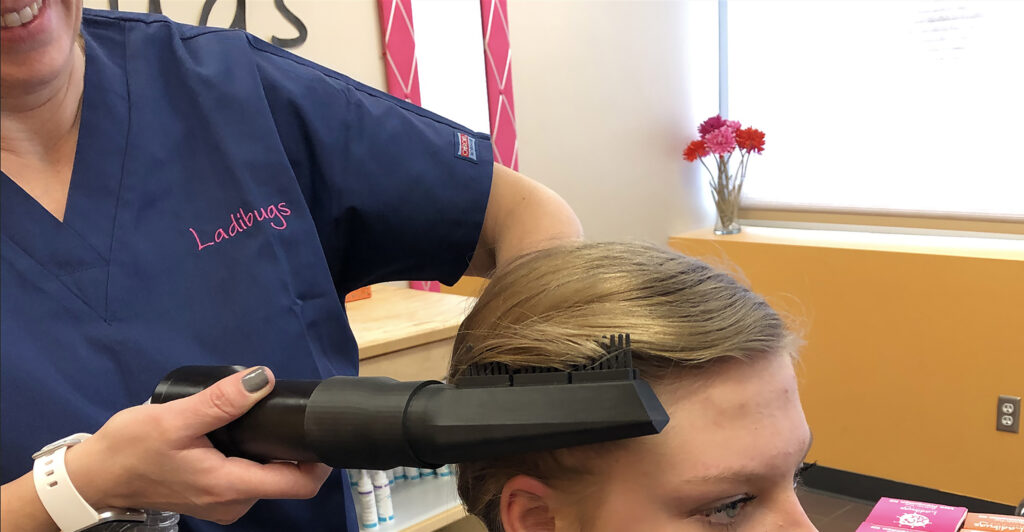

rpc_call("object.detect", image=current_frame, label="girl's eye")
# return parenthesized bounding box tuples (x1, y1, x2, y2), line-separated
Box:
(701, 495, 757, 526)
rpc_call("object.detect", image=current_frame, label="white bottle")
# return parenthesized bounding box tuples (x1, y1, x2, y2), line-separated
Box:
(436, 464, 452, 477)
(349, 469, 361, 487)
(404, 466, 421, 480)
(385, 468, 395, 486)
(392, 467, 406, 482)
(371, 470, 395, 524)
(419, 467, 435, 478)
(356, 470, 379, 529)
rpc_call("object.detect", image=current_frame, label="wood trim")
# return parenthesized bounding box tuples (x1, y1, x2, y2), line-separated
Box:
(740, 208, 1024, 236)
(400, 507, 469, 532)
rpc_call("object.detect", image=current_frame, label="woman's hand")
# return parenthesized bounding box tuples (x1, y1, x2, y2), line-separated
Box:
(64, 367, 332, 525)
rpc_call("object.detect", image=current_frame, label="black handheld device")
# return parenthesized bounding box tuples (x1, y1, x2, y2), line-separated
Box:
(150, 335, 668, 470)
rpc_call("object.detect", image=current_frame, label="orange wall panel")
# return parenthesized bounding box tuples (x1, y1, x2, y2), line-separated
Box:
(669, 233, 1024, 506)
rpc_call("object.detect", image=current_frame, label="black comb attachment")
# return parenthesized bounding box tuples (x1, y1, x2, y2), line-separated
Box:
(510, 364, 569, 386)
(572, 333, 636, 383)
(456, 360, 512, 388)
(454, 334, 637, 388)
(455, 361, 568, 388)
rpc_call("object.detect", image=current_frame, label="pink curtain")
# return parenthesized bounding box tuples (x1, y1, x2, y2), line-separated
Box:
(479, 0, 518, 171)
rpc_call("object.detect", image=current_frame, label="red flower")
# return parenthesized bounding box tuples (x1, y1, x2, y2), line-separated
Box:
(698, 115, 727, 138)
(683, 139, 710, 162)
(736, 127, 766, 153)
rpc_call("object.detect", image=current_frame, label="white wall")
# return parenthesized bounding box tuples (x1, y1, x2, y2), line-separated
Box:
(507, 0, 716, 242)
(88, 0, 718, 243)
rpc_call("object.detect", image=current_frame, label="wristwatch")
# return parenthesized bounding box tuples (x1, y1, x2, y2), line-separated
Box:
(33, 433, 146, 532)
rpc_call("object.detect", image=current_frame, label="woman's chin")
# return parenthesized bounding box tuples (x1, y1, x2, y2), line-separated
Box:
(1, 28, 78, 96)
(0, 43, 75, 94)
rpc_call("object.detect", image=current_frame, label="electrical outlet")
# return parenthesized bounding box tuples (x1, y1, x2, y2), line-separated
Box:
(997, 395, 1021, 433)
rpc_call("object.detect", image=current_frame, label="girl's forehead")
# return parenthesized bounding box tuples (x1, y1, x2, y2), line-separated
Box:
(616, 354, 809, 482)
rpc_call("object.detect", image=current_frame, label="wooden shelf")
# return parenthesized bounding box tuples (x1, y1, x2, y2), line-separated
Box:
(347, 285, 476, 359)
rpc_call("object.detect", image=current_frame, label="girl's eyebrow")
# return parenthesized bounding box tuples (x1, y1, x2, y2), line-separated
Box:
(686, 430, 814, 483)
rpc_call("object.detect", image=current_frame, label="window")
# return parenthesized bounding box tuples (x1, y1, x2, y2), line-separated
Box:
(724, 0, 1024, 221)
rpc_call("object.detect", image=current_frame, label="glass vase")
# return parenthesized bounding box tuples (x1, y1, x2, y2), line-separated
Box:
(714, 216, 741, 235)
(712, 194, 742, 235)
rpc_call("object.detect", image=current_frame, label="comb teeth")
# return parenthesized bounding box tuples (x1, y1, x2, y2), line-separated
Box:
(511, 365, 569, 386)
(454, 334, 637, 388)
(457, 361, 566, 388)
(592, 333, 633, 371)
(465, 362, 510, 377)
(518, 365, 561, 374)
(457, 361, 512, 388)
(572, 333, 636, 384)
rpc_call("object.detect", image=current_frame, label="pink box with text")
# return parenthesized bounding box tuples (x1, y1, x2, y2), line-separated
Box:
(857, 498, 968, 532)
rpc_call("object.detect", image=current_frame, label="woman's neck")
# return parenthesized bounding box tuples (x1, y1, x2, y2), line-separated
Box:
(0, 42, 85, 166)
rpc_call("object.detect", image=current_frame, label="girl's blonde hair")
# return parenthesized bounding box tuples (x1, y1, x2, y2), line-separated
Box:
(448, 242, 793, 531)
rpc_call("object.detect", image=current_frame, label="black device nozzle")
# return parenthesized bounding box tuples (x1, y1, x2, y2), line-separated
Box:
(151, 336, 668, 469)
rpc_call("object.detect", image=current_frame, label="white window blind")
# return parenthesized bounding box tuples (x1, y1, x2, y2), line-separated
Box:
(727, 0, 1024, 221)
(411, 0, 491, 134)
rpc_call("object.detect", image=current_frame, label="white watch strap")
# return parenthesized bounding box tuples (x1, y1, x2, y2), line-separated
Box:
(33, 440, 101, 532)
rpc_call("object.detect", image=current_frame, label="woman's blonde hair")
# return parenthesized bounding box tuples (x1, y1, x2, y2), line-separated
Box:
(448, 242, 793, 531)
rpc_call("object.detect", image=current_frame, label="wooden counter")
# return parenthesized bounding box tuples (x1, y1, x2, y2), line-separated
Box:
(348, 285, 476, 358)
(348, 285, 476, 381)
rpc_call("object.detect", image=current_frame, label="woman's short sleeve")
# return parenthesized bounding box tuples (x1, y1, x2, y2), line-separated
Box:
(248, 36, 494, 293)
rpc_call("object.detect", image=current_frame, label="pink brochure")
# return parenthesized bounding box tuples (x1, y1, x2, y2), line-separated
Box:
(860, 498, 968, 531)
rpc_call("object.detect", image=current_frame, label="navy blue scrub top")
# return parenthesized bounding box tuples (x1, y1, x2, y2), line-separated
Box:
(1, 9, 492, 532)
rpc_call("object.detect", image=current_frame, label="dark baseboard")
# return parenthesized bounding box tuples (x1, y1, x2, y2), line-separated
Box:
(801, 464, 1017, 516)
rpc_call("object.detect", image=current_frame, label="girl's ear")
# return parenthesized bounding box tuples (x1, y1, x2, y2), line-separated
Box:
(500, 475, 557, 532)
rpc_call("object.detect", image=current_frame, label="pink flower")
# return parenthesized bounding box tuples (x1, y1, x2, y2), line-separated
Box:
(725, 120, 742, 132)
(705, 126, 737, 155)
(698, 115, 727, 138)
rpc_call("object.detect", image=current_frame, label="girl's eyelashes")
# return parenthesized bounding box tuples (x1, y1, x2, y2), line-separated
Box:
(691, 461, 817, 528)
(700, 494, 757, 527)
(793, 461, 817, 488)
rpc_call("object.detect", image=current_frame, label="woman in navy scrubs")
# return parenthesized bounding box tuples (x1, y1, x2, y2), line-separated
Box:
(0, 1, 582, 530)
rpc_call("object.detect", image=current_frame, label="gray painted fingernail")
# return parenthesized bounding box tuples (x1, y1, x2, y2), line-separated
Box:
(242, 367, 269, 393)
